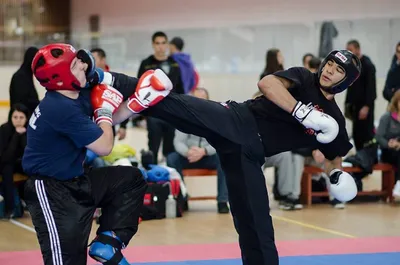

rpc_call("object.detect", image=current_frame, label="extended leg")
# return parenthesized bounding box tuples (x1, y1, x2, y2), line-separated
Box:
(143, 93, 242, 144)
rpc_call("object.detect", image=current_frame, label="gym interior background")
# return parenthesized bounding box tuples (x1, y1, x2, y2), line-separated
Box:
(0, 0, 400, 264)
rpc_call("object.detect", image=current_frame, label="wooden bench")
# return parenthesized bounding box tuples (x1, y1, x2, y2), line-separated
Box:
(0, 173, 28, 183)
(182, 169, 218, 201)
(301, 163, 395, 206)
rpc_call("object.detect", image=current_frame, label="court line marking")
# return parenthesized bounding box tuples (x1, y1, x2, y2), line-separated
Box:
(271, 215, 356, 238)
(8, 214, 356, 238)
(9, 219, 36, 233)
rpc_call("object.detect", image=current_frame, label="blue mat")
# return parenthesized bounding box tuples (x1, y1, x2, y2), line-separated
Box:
(131, 252, 400, 265)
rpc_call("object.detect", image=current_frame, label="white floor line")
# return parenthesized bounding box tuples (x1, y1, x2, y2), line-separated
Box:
(9, 219, 36, 233)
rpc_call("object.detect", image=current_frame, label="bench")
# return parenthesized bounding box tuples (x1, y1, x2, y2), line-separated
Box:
(0, 173, 28, 183)
(182, 169, 218, 201)
(300, 163, 395, 206)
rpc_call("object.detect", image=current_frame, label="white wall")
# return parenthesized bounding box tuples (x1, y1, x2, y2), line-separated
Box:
(71, 0, 400, 31)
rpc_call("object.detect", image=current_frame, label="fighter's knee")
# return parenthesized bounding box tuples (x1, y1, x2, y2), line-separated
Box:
(124, 167, 147, 189)
(89, 231, 130, 265)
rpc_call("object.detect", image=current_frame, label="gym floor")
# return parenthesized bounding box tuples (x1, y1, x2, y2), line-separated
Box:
(0, 123, 399, 265)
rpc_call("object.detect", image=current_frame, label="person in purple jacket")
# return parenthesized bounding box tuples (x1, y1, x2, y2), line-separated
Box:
(169, 37, 199, 94)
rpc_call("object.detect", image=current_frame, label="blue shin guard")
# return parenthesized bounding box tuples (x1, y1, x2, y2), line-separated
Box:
(89, 231, 129, 265)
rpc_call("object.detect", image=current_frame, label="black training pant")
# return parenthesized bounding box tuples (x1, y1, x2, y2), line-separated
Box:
(352, 104, 375, 150)
(147, 117, 175, 164)
(144, 93, 279, 265)
(24, 166, 147, 265)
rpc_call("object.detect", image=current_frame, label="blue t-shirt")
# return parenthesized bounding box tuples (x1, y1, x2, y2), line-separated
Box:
(22, 91, 103, 180)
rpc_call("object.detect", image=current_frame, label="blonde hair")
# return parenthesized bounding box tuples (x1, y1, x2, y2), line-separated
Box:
(388, 90, 400, 113)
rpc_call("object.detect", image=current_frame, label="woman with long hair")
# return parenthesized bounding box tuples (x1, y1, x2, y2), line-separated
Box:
(0, 103, 29, 218)
(259, 48, 284, 80)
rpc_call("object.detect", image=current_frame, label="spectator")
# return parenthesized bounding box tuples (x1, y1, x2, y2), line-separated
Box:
(0, 103, 29, 219)
(138, 31, 184, 163)
(90, 48, 110, 71)
(9, 47, 40, 117)
(90, 48, 127, 140)
(376, 90, 400, 197)
(167, 88, 229, 214)
(382, 42, 400, 102)
(308, 57, 321, 73)
(169, 37, 199, 94)
(345, 40, 377, 151)
(302, 53, 314, 70)
(259, 48, 284, 80)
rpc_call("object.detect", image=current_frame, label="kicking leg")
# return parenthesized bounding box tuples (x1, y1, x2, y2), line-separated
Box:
(143, 93, 241, 142)
(88, 166, 147, 264)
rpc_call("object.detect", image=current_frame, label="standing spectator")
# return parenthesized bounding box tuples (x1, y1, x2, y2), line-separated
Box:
(382, 42, 400, 102)
(259, 48, 284, 80)
(308, 57, 322, 73)
(9, 47, 40, 117)
(169, 37, 199, 94)
(302, 53, 314, 70)
(138, 31, 184, 163)
(345, 40, 377, 150)
(90, 48, 127, 140)
(0, 103, 29, 219)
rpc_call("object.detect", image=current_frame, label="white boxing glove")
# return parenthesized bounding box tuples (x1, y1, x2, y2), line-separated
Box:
(329, 169, 357, 202)
(292, 101, 339, 144)
(127, 69, 173, 113)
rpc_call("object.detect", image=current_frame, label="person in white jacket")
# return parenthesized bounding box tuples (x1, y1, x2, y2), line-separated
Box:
(166, 88, 229, 213)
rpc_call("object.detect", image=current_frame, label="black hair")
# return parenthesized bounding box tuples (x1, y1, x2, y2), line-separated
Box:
(8, 103, 30, 127)
(309, 57, 321, 69)
(347, 39, 360, 49)
(262, 48, 284, 75)
(90, 48, 106, 58)
(152, 31, 168, 42)
(302, 53, 314, 65)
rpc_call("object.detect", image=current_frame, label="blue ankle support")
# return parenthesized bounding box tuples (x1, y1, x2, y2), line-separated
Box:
(89, 231, 129, 265)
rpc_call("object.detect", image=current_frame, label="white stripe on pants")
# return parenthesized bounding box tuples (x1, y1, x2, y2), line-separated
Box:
(35, 180, 63, 265)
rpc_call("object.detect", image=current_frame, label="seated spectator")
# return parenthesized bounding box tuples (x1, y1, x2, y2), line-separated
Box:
(376, 90, 400, 197)
(0, 103, 29, 219)
(167, 88, 229, 214)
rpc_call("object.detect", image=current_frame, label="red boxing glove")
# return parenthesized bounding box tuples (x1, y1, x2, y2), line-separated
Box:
(91, 84, 123, 125)
(127, 69, 173, 113)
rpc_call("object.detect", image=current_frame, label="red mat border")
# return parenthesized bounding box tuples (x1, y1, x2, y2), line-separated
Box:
(1, 236, 399, 265)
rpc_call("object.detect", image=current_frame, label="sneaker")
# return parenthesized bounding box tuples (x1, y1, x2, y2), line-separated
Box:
(331, 199, 345, 209)
(280, 198, 302, 211)
(217, 202, 230, 214)
(393, 180, 400, 198)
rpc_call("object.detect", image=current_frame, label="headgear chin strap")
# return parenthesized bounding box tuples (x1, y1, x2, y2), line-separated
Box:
(318, 50, 361, 94)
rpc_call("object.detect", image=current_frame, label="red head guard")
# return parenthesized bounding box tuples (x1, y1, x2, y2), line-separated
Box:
(31, 43, 81, 91)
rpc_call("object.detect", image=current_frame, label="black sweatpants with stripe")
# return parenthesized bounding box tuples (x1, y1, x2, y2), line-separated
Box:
(143, 93, 279, 265)
(24, 166, 147, 265)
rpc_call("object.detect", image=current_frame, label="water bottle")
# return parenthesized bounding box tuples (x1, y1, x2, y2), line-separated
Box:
(0, 195, 4, 219)
(165, 194, 177, 218)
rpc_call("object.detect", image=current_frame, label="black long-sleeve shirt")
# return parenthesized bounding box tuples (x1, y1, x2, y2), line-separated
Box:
(345, 55, 376, 108)
(382, 62, 400, 102)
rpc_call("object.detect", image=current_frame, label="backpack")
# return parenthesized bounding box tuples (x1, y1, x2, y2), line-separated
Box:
(141, 179, 185, 220)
